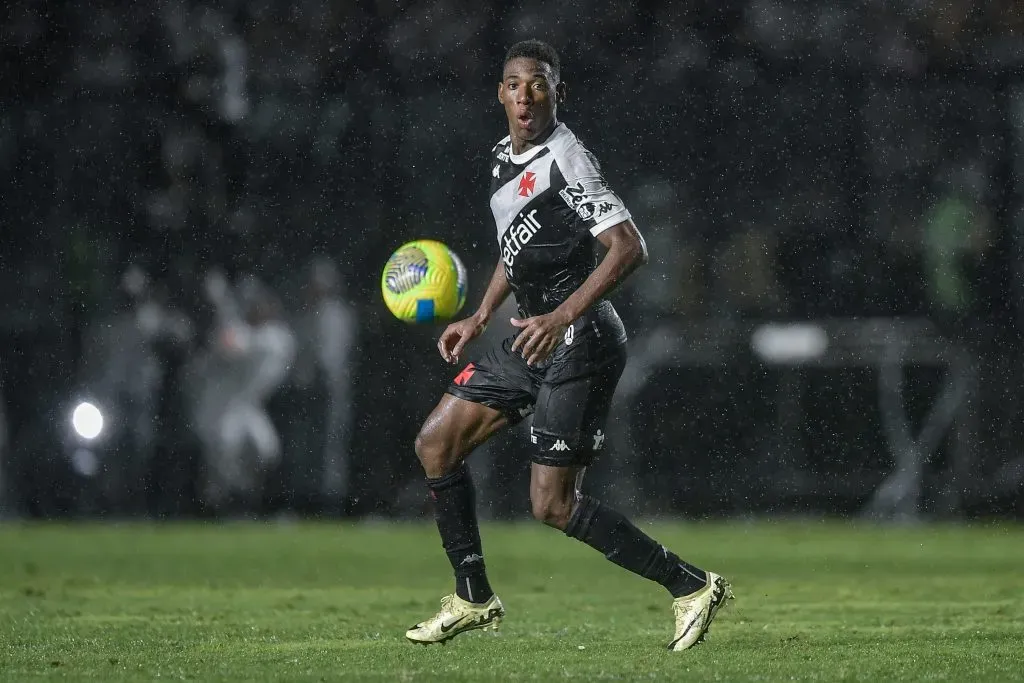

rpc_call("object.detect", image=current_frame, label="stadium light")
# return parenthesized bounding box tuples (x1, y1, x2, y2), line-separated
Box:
(71, 401, 104, 440)
(751, 323, 828, 364)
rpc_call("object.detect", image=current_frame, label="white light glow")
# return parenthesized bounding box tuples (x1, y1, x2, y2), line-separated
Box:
(72, 402, 104, 440)
(751, 323, 829, 364)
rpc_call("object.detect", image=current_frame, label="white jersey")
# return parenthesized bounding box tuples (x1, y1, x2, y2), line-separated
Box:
(488, 122, 631, 317)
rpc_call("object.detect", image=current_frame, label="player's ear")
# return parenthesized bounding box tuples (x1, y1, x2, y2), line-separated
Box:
(497, 82, 504, 105)
(556, 81, 567, 105)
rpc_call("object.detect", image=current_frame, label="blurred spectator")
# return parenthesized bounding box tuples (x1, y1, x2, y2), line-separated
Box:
(189, 269, 295, 515)
(920, 158, 993, 322)
(275, 257, 358, 516)
(74, 265, 194, 516)
(622, 177, 708, 322)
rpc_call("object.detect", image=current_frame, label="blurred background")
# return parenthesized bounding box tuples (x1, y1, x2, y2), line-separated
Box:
(2, 0, 1024, 523)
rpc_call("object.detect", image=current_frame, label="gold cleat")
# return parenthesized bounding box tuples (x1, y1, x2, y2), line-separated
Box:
(668, 572, 734, 651)
(405, 593, 504, 645)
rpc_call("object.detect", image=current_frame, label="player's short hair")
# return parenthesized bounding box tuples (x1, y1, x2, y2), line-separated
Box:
(504, 40, 561, 83)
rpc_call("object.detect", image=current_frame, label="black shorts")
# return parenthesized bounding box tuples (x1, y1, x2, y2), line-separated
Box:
(446, 302, 627, 467)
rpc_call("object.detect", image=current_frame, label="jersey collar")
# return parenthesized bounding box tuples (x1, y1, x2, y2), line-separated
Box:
(507, 123, 564, 165)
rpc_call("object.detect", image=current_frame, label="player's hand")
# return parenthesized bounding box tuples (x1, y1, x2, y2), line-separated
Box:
(510, 312, 570, 366)
(437, 315, 487, 364)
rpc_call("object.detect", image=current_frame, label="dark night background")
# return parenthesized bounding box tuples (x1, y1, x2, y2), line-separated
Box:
(2, 0, 1024, 521)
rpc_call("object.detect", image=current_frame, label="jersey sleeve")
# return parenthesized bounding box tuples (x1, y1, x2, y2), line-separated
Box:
(557, 149, 632, 236)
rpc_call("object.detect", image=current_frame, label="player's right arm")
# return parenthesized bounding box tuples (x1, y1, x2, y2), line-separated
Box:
(437, 258, 511, 364)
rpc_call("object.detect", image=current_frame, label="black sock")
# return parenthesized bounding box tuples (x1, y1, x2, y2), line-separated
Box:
(565, 495, 707, 598)
(426, 465, 494, 603)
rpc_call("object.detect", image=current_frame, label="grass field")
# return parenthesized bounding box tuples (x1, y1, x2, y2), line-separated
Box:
(1, 520, 1022, 682)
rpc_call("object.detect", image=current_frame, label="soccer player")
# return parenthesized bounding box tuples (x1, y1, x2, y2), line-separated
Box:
(405, 40, 733, 651)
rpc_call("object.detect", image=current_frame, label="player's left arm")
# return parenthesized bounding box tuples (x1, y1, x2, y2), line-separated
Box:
(511, 219, 647, 365)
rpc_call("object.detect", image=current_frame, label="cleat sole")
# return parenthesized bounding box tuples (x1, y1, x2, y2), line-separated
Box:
(405, 611, 504, 646)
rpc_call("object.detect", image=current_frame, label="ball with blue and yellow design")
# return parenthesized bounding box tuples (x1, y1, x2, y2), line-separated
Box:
(381, 239, 467, 324)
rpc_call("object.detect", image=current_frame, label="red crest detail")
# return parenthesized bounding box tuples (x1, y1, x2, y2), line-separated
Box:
(517, 171, 536, 197)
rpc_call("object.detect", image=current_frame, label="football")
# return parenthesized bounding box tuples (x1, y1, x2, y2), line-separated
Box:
(381, 239, 468, 323)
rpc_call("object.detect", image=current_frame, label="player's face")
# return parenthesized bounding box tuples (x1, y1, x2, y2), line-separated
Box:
(498, 57, 562, 146)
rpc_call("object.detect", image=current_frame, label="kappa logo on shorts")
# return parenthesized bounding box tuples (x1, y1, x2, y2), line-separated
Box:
(592, 429, 605, 450)
(564, 324, 574, 346)
(550, 440, 570, 452)
(454, 363, 476, 386)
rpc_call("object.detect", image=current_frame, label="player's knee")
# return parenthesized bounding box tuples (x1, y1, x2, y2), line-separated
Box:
(413, 428, 441, 472)
(414, 426, 457, 478)
(530, 489, 574, 530)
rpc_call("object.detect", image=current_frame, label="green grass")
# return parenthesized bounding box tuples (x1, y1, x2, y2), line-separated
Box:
(1, 520, 1023, 682)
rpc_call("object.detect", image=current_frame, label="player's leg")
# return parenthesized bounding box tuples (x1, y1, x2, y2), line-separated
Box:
(530, 360, 733, 651)
(415, 393, 508, 600)
(529, 460, 712, 602)
(406, 345, 536, 645)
